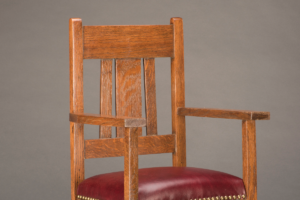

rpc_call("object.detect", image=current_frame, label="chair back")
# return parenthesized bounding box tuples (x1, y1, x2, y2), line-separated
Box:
(69, 17, 186, 199)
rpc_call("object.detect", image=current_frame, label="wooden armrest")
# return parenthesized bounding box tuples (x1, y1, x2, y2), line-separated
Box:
(177, 107, 270, 120)
(69, 113, 147, 127)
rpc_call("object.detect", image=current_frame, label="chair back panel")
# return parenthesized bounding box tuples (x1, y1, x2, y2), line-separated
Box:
(83, 25, 174, 59)
(85, 134, 175, 159)
(115, 58, 143, 137)
(70, 18, 185, 159)
(99, 57, 159, 138)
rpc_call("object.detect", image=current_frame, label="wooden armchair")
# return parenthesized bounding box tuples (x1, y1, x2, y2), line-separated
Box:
(69, 17, 270, 200)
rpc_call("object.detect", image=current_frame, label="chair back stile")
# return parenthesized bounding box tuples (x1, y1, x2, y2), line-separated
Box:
(69, 18, 85, 200)
(69, 17, 186, 200)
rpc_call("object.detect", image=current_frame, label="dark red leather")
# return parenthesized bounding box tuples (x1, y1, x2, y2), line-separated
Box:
(77, 167, 246, 200)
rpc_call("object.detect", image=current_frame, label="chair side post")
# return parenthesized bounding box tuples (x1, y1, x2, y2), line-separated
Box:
(69, 18, 85, 200)
(170, 17, 186, 167)
(242, 120, 257, 200)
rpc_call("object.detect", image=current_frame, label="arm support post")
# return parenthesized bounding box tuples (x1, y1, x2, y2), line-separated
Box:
(124, 127, 139, 200)
(242, 120, 257, 200)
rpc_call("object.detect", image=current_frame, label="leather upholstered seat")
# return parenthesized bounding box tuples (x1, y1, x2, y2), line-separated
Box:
(77, 167, 246, 200)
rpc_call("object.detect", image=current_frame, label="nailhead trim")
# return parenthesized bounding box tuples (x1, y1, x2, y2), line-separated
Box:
(78, 194, 245, 200)
(77, 195, 99, 200)
(191, 194, 246, 200)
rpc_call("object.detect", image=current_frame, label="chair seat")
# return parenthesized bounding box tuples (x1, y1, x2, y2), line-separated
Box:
(77, 167, 246, 200)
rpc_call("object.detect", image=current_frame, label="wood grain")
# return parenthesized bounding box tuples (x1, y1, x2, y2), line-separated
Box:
(242, 120, 257, 200)
(116, 59, 142, 137)
(144, 58, 158, 135)
(178, 107, 270, 120)
(85, 134, 175, 159)
(69, 18, 84, 200)
(124, 128, 139, 200)
(70, 113, 146, 127)
(170, 17, 186, 167)
(99, 59, 113, 138)
(83, 25, 173, 59)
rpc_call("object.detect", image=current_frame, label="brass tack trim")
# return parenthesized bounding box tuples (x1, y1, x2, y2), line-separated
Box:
(191, 195, 245, 200)
(77, 195, 99, 200)
(79, 194, 245, 200)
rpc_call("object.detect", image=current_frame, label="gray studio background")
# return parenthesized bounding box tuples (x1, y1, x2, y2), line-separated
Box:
(1, 0, 299, 199)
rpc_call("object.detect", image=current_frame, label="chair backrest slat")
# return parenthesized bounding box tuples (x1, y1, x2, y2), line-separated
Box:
(144, 58, 158, 135)
(116, 58, 143, 137)
(99, 59, 113, 138)
(83, 25, 174, 59)
(85, 135, 175, 159)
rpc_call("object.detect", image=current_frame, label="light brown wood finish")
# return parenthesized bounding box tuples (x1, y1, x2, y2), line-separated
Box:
(70, 113, 146, 127)
(116, 59, 143, 137)
(69, 18, 84, 200)
(99, 59, 113, 138)
(144, 58, 158, 135)
(170, 17, 186, 167)
(83, 25, 173, 59)
(69, 18, 269, 200)
(178, 107, 270, 120)
(124, 128, 139, 200)
(85, 134, 175, 159)
(242, 120, 257, 200)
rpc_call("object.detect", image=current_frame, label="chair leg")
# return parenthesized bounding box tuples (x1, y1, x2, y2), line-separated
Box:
(242, 120, 257, 200)
(70, 122, 85, 200)
(124, 127, 139, 200)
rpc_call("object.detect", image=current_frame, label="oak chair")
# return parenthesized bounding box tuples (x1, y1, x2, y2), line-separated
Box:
(69, 17, 270, 200)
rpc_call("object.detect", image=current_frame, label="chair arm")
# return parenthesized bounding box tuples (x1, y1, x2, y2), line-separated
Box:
(177, 107, 270, 120)
(69, 113, 147, 127)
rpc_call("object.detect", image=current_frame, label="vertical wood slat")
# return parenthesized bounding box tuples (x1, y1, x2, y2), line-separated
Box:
(99, 59, 113, 138)
(116, 59, 142, 137)
(242, 120, 257, 200)
(124, 127, 139, 200)
(144, 58, 158, 135)
(69, 18, 85, 200)
(170, 17, 186, 167)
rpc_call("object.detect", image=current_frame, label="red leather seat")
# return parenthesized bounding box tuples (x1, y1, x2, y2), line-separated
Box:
(77, 167, 246, 200)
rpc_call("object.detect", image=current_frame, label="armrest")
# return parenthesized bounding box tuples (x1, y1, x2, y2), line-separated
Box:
(69, 113, 146, 127)
(177, 107, 270, 120)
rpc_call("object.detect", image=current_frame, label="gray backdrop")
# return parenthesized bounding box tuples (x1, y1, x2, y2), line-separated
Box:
(1, 0, 299, 199)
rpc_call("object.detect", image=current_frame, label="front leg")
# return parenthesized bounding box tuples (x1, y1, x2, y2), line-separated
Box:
(242, 120, 257, 200)
(124, 127, 139, 200)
